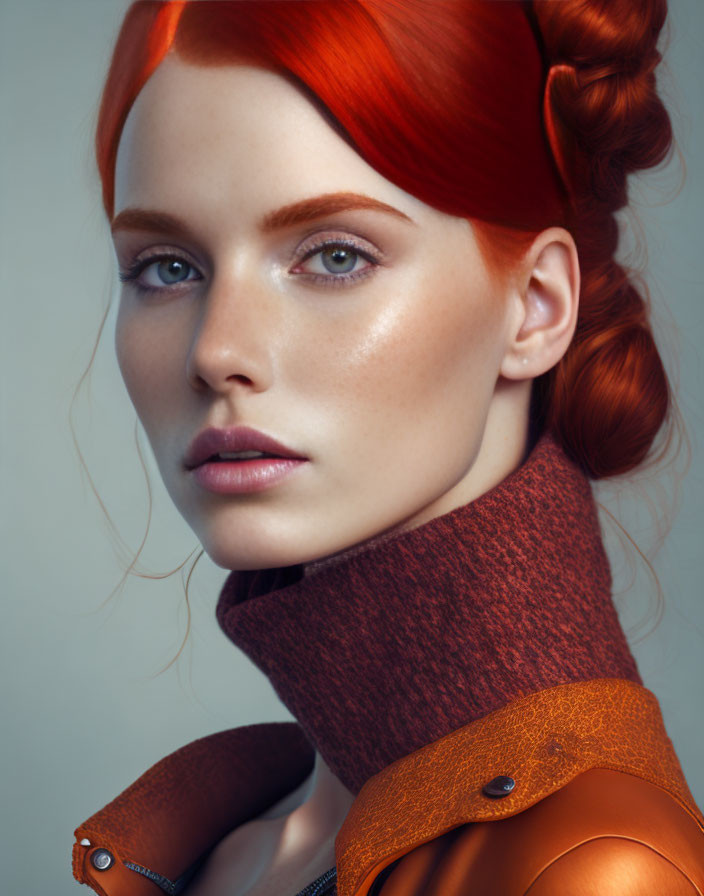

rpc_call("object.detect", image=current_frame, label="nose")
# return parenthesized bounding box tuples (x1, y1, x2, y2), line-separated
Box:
(185, 270, 275, 395)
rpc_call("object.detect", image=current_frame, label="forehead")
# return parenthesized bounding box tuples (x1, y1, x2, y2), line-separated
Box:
(113, 55, 432, 227)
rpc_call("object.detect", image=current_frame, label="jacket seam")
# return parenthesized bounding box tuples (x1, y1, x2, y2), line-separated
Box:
(523, 835, 703, 895)
(340, 763, 704, 886)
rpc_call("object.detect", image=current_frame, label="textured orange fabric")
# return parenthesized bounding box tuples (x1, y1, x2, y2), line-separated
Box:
(335, 677, 704, 896)
(368, 770, 704, 894)
(73, 724, 314, 895)
(72, 678, 703, 896)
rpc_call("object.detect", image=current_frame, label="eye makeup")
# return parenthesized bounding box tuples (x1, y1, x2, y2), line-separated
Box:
(119, 253, 202, 294)
(291, 233, 384, 287)
(117, 229, 386, 296)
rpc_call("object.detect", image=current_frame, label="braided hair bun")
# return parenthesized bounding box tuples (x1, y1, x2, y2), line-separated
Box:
(533, 0, 674, 478)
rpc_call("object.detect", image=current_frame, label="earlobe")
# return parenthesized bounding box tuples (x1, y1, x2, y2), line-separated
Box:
(500, 228, 580, 380)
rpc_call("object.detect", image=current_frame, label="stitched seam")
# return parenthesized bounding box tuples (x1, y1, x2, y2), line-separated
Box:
(523, 835, 703, 895)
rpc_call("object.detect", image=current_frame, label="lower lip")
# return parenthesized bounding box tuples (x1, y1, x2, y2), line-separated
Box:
(190, 458, 308, 494)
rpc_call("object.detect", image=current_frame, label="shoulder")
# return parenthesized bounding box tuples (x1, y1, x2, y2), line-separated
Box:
(370, 769, 704, 895)
(523, 838, 698, 895)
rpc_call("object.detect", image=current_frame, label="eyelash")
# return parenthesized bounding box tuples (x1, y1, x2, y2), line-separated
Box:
(294, 237, 381, 287)
(118, 237, 382, 295)
(118, 254, 201, 294)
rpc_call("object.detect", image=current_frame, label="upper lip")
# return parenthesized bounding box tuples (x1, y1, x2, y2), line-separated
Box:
(184, 425, 307, 470)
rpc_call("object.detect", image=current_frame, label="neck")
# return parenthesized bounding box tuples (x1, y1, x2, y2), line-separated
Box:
(261, 751, 355, 823)
(217, 431, 641, 795)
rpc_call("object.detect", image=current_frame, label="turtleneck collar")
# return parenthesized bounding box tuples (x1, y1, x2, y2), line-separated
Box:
(216, 432, 641, 795)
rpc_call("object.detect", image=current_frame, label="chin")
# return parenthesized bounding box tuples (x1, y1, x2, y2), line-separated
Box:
(199, 527, 318, 571)
(204, 543, 294, 572)
(189, 499, 414, 571)
(202, 524, 375, 572)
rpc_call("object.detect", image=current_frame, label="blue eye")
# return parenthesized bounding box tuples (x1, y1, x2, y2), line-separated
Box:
(295, 239, 381, 285)
(119, 255, 201, 293)
(153, 258, 192, 284)
(319, 246, 359, 274)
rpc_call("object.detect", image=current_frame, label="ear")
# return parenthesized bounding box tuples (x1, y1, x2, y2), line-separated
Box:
(500, 227, 580, 380)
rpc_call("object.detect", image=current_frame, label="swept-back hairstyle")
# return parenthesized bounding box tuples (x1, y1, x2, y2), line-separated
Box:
(97, 0, 674, 480)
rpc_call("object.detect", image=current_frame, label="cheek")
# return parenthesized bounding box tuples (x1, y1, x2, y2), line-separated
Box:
(304, 270, 505, 459)
(114, 302, 181, 428)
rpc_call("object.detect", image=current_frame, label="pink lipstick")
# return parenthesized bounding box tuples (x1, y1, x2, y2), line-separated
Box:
(184, 425, 308, 495)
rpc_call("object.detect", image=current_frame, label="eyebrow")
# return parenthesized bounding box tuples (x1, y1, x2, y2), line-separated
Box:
(110, 191, 415, 237)
(259, 192, 415, 231)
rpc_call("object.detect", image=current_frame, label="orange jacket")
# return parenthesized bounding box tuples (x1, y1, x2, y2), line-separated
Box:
(73, 677, 704, 896)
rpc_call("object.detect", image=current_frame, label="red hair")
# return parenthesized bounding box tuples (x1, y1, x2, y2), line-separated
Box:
(96, 0, 674, 479)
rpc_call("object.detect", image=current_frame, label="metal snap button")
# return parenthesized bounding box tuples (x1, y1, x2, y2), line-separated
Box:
(482, 775, 516, 798)
(90, 849, 115, 871)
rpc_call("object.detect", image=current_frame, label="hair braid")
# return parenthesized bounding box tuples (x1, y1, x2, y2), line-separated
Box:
(533, 0, 674, 477)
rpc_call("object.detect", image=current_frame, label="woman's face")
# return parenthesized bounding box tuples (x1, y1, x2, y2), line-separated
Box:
(113, 57, 527, 570)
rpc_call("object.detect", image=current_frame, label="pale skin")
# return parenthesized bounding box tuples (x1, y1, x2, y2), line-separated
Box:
(112, 56, 580, 895)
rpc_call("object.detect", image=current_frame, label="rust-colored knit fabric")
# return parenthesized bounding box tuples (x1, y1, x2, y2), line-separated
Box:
(216, 432, 641, 796)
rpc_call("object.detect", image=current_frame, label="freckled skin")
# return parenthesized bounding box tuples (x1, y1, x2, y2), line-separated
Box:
(108, 58, 580, 891)
(112, 58, 546, 571)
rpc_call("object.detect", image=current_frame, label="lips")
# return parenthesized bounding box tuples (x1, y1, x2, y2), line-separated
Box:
(184, 425, 307, 470)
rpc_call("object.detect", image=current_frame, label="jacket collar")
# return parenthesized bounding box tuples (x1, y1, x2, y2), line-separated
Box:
(73, 722, 316, 896)
(73, 678, 703, 896)
(334, 676, 704, 896)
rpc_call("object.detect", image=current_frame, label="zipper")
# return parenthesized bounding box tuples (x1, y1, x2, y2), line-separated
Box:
(293, 865, 337, 896)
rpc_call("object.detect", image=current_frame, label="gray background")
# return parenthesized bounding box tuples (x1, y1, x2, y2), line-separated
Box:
(1, 1, 702, 893)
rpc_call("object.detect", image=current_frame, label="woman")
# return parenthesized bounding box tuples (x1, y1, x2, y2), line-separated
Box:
(72, 1, 704, 894)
